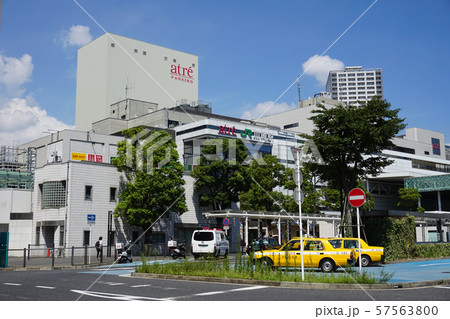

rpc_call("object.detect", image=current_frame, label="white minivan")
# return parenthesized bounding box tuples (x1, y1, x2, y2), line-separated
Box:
(191, 229, 229, 259)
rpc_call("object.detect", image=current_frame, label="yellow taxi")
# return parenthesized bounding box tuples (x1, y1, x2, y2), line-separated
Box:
(328, 238, 385, 267)
(253, 237, 355, 272)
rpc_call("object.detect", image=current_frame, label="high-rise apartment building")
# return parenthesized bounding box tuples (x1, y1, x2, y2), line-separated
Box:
(325, 66, 383, 104)
(75, 33, 199, 131)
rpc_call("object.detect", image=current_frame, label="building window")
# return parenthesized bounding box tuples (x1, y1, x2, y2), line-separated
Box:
(110, 187, 117, 202)
(164, 56, 168, 61)
(111, 43, 115, 48)
(41, 181, 66, 209)
(148, 233, 165, 244)
(83, 231, 90, 246)
(284, 122, 299, 129)
(424, 151, 430, 155)
(134, 49, 138, 53)
(85, 185, 93, 200)
(173, 59, 176, 63)
(192, 63, 196, 67)
(143, 51, 147, 55)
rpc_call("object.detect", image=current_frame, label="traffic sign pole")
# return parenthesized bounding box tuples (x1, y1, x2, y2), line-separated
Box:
(356, 206, 362, 274)
(89, 223, 92, 265)
(348, 188, 366, 274)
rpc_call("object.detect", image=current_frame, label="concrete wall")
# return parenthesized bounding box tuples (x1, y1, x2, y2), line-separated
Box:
(0, 189, 32, 253)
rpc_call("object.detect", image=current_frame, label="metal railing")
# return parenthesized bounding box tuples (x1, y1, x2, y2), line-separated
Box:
(0, 243, 178, 269)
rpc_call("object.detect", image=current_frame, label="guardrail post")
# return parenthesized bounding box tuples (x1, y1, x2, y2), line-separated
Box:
(27, 244, 30, 260)
(23, 248, 26, 267)
(71, 246, 75, 266)
(84, 245, 88, 265)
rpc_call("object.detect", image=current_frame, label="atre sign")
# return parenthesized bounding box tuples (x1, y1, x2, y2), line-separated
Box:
(218, 125, 273, 143)
(170, 64, 194, 84)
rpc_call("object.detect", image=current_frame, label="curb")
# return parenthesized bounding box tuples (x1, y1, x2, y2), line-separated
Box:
(130, 272, 449, 289)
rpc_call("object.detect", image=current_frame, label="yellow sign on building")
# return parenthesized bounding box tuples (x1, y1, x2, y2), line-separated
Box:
(71, 152, 87, 161)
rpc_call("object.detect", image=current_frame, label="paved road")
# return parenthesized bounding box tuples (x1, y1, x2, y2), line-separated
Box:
(364, 258, 450, 283)
(0, 265, 449, 301)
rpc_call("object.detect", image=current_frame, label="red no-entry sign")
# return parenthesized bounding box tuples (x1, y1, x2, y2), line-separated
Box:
(348, 188, 366, 207)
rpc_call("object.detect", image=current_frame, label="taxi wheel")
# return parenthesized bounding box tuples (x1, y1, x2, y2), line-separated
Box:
(260, 257, 274, 269)
(359, 255, 371, 267)
(320, 259, 335, 272)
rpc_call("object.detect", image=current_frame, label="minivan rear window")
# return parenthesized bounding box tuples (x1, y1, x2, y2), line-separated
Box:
(194, 232, 214, 241)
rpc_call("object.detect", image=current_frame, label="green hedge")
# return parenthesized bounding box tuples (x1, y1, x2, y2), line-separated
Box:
(411, 243, 450, 258)
(363, 215, 450, 260)
(363, 215, 415, 261)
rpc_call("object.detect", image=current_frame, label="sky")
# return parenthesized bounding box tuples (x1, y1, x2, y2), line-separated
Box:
(1, 0, 450, 146)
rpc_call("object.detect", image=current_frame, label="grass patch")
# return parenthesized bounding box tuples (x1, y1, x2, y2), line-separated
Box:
(136, 253, 392, 284)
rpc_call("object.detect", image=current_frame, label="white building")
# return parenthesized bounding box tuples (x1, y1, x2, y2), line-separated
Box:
(75, 33, 199, 131)
(258, 95, 340, 135)
(20, 130, 124, 255)
(325, 66, 383, 104)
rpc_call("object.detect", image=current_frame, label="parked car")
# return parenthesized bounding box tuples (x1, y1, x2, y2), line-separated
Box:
(191, 228, 229, 259)
(246, 237, 281, 254)
(253, 237, 356, 272)
(328, 237, 385, 267)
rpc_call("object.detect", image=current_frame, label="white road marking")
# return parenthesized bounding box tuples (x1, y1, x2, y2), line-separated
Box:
(71, 290, 166, 301)
(103, 282, 124, 286)
(171, 285, 267, 299)
(434, 286, 450, 289)
(3, 283, 21, 286)
(36, 286, 56, 289)
(131, 284, 151, 288)
(418, 262, 450, 267)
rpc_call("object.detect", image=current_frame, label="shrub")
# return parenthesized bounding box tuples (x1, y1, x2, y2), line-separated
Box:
(411, 243, 450, 258)
(363, 216, 415, 261)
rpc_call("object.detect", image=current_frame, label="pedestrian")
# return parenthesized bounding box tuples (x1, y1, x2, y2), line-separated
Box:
(95, 236, 103, 260)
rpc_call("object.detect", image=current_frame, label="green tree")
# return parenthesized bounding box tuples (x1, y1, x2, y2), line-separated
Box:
(397, 188, 424, 212)
(191, 138, 250, 210)
(299, 166, 322, 214)
(112, 127, 187, 230)
(240, 154, 296, 212)
(303, 97, 406, 236)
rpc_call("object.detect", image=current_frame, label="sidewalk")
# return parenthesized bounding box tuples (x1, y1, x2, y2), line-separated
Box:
(0, 254, 172, 271)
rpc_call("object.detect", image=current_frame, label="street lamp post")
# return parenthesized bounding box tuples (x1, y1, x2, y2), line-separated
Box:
(292, 147, 305, 281)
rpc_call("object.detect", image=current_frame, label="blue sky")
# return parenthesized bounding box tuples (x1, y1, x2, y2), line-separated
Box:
(1, 0, 449, 145)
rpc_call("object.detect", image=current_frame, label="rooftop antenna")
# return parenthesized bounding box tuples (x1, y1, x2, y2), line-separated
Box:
(297, 75, 301, 102)
(125, 77, 134, 99)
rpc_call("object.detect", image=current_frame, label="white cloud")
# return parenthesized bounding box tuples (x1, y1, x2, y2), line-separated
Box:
(241, 101, 297, 120)
(0, 54, 34, 88)
(302, 55, 344, 86)
(0, 52, 73, 146)
(0, 98, 73, 146)
(62, 25, 93, 48)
